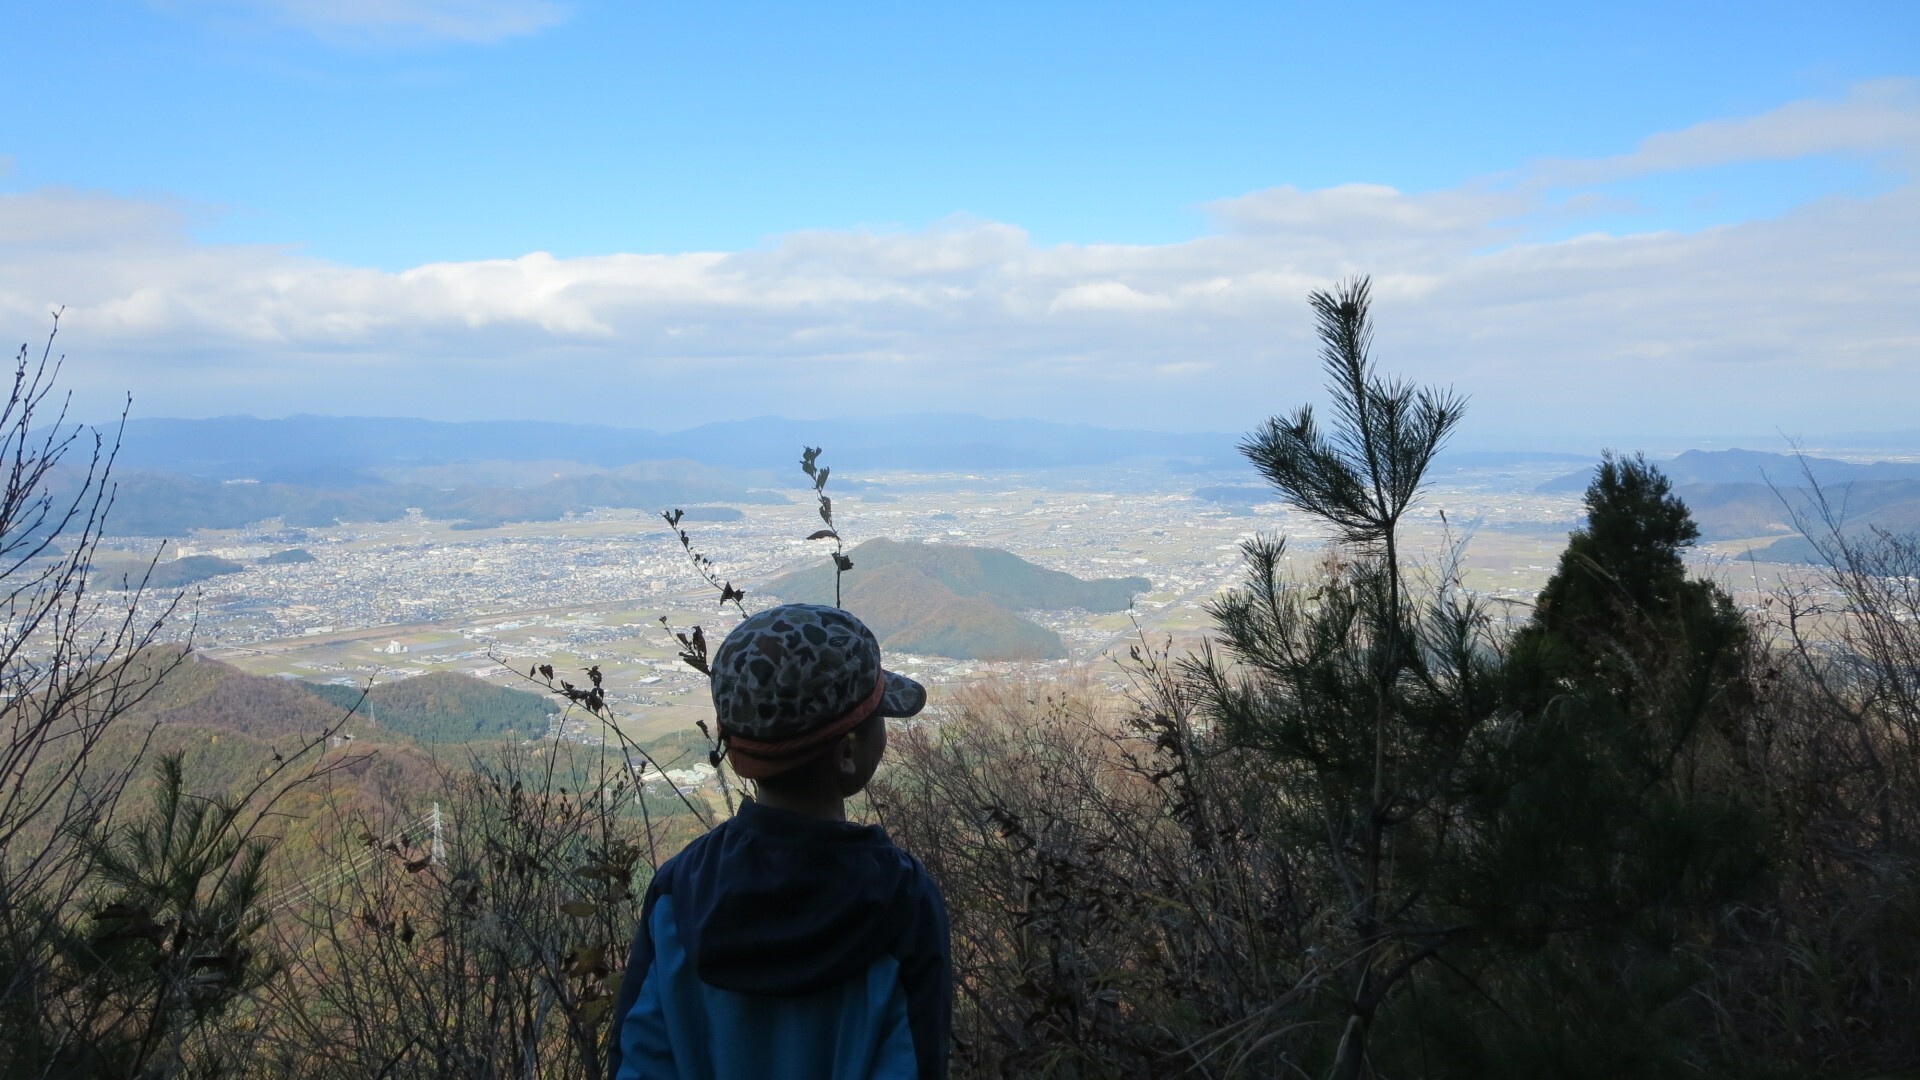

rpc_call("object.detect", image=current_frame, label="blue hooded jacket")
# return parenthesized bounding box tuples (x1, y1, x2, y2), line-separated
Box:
(608, 799, 951, 1080)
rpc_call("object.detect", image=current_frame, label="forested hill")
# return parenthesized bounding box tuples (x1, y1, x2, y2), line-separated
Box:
(770, 538, 1148, 612)
(124, 646, 349, 741)
(116, 647, 555, 747)
(300, 672, 558, 744)
(764, 538, 1150, 661)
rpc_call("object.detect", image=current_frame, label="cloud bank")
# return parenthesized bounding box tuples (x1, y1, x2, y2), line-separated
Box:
(153, 0, 570, 46)
(4, 82, 1917, 445)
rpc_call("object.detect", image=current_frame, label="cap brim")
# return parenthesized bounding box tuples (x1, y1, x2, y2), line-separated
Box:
(879, 669, 926, 718)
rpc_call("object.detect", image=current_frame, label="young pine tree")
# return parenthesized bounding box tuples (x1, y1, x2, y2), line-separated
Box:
(1190, 276, 1485, 1079)
(1191, 291, 1766, 1078)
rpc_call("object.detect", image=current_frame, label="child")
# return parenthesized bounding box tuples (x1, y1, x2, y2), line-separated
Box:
(609, 604, 951, 1080)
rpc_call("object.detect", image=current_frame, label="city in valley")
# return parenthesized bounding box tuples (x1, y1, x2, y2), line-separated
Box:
(94, 454, 1839, 796)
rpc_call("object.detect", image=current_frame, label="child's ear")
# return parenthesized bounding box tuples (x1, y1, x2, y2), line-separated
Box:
(834, 733, 860, 776)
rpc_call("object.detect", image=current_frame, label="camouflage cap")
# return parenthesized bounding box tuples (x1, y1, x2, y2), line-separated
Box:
(710, 603, 925, 777)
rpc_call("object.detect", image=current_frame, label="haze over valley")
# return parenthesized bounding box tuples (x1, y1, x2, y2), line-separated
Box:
(70, 412, 1904, 766)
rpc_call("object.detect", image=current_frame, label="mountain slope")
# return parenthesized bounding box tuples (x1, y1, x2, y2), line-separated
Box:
(116, 647, 556, 746)
(1536, 451, 1920, 560)
(1680, 479, 1920, 557)
(769, 538, 1148, 613)
(1539, 449, 1920, 493)
(836, 563, 1069, 661)
(301, 672, 558, 744)
(763, 538, 1150, 661)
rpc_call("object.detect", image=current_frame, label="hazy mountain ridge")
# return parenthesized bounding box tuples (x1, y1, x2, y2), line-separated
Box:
(763, 537, 1149, 661)
(112, 413, 1242, 481)
(1540, 448, 1920, 492)
(1689, 480, 1920, 561)
(75, 468, 780, 536)
(1539, 449, 1920, 561)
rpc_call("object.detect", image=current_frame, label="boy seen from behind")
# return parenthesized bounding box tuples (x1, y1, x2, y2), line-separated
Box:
(609, 604, 951, 1080)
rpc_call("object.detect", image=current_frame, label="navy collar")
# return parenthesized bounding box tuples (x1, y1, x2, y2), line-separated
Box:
(733, 796, 893, 848)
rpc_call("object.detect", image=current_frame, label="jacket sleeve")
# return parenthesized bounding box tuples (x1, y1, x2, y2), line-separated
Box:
(900, 866, 952, 1080)
(607, 879, 662, 1080)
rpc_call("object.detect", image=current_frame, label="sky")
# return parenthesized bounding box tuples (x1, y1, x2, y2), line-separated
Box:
(3, 1, 1917, 449)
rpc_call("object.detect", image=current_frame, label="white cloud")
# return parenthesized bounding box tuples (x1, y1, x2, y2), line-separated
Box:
(154, 0, 570, 46)
(1535, 78, 1920, 187)
(5, 83, 1917, 445)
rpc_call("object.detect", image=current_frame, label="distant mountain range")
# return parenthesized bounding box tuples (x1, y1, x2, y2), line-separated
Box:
(52, 412, 1253, 537)
(62, 413, 1674, 539)
(68, 467, 783, 537)
(91, 414, 1920, 555)
(763, 538, 1150, 661)
(1540, 449, 1920, 562)
(109, 413, 1244, 482)
(1538, 449, 1920, 493)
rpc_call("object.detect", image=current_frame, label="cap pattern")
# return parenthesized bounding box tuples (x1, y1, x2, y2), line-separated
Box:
(711, 604, 926, 744)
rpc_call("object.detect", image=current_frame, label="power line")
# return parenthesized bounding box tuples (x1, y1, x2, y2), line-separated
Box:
(263, 811, 441, 915)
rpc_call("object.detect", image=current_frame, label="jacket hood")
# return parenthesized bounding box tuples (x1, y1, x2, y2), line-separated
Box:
(664, 798, 924, 996)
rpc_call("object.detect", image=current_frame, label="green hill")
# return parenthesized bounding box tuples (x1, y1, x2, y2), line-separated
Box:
(108, 647, 555, 747)
(94, 554, 248, 591)
(1662, 478, 1920, 559)
(763, 538, 1150, 661)
(124, 646, 351, 739)
(300, 672, 559, 744)
(769, 538, 1148, 612)
(839, 563, 1070, 661)
(259, 547, 316, 565)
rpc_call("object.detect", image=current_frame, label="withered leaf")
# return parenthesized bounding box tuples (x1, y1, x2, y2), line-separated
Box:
(805, 529, 837, 541)
(566, 944, 608, 978)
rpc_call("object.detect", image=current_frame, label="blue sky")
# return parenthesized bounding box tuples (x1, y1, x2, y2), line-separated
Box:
(3, 2, 1917, 446)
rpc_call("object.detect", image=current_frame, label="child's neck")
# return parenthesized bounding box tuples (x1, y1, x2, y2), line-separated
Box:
(753, 787, 847, 822)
